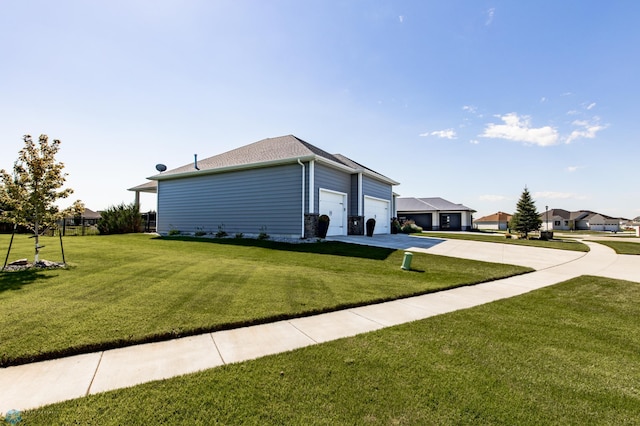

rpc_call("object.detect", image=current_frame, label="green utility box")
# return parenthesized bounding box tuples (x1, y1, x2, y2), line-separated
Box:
(401, 252, 413, 270)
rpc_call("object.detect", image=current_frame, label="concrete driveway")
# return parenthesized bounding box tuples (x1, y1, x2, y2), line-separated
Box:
(326, 234, 586, 270)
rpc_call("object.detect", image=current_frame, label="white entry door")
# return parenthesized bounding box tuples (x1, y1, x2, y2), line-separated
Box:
(364, 196, 390, 234)
(319, 189, 347, 236)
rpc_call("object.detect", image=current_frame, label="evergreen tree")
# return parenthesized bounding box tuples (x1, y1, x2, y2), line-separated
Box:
(509, 186, 542, 238)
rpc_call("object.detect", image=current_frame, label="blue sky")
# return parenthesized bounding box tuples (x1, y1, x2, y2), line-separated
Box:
(1, 1, 638, 219)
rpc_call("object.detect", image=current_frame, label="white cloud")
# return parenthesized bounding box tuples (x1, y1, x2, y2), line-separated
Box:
(540, 97, 547, 103)
(480, 112, 559, 146)
(469, 139, 479, 145)
(462, 105, 477, 114)
(399, 15, 404, 23)
(485, 8, 495, 25)
(479, 194, 508, 201)
(566, 165, 581, 172)
(586, 102, 596, 110)
(420, 129, 457, 139)
(533, 191, 588, 200)
(565, 119, 606, 144)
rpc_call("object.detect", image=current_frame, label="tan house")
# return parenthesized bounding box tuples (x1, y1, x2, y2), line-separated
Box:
(474, 211, 512, 231)
(540, 209, 621, 232)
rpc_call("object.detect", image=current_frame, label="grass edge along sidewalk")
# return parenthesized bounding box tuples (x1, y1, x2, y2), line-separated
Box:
(17, 275, 640, 425)
(587, 239, 640, 255)
(0, 234, 531, 367)
(416, 231, 589, 252)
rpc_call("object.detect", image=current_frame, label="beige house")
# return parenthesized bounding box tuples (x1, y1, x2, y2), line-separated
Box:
(540, 209, 621, 232)
(474, 211, 512, 231)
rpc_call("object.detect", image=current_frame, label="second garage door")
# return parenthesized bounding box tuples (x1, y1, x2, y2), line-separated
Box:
(364, 196, 390, 234)
(319, 189, 347, 236)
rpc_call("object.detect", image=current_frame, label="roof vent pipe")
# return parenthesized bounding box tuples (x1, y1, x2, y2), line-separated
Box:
(194, 154, 200, 170)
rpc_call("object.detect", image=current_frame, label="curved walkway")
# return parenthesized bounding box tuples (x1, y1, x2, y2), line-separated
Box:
(1, 238, 638, 414)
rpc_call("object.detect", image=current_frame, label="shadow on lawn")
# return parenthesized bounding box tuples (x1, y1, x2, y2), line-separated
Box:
(0, 269, 54, 292)
(156, 236, 397, 260)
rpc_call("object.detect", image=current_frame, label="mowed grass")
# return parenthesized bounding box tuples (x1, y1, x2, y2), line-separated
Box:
(417, 232, 589, 252)
(21, 276, 640, 425)
(588, 240, 640, 255)
(0, 234, 530, 366)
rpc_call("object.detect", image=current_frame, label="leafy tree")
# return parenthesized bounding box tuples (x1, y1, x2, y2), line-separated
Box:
(0, 134, 83, 262)
(509, 186, 542, 238)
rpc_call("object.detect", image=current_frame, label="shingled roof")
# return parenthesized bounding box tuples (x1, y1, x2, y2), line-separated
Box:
(149, 135, 398, 184)
(397, 197, 476, 212)
(474, 211, 512, 222)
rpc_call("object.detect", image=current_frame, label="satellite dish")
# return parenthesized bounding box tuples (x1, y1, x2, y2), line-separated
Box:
(155, 164, 167, 172)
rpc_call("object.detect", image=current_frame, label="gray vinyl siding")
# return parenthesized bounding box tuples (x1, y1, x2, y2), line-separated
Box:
(157, 164, 303, 236)
(362, 176, 392, 203)
(313, 163, 352, 213)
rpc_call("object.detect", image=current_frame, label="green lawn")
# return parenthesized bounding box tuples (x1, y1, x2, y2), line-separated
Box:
(417, 232, 589, 252)
(587, 240, 640, 255)
(0, 234, 530, 366)
(19, 276, 640, 425)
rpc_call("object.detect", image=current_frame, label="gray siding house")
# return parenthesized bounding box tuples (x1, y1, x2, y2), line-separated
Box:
(138, 135, 399, 238)
(397, 197, 476, 231)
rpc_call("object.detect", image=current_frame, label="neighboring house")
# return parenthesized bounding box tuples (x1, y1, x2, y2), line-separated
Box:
(130, 135, 399, 238)
(396, 197, 476, 231)
(540, 209, 621, 232)
(474, 211, 512, 231)
(64, 208, 102, 226)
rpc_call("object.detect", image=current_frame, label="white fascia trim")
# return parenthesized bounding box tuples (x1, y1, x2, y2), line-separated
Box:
(149, 155, 317, 181)
(360, 170, 400, 186)
(149, 154, 399, 186)
(314, 157, 400, 186)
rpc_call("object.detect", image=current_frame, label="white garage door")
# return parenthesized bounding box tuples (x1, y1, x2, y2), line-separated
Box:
(364, 196, 390, 234)
(319, 189, 347, 236)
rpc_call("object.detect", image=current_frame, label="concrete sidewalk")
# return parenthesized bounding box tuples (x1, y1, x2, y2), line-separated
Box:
(1, 239, 638, 414)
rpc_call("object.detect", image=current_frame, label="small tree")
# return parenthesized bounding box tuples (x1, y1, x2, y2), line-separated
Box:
(509, 186, 542, 238)
(0, 134, 83, 262)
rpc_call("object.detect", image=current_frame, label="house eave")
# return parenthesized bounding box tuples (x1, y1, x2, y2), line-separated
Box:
(149, 155, 318, 181)
(398, 208, 477, 214)
(315, 157, 399, 186)
(148, 154, 400, 186)
(359, 169, 400, 186)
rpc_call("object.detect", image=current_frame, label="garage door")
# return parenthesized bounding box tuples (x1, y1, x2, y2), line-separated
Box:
(319, 189, 347, 236)
(364, 196, 390, 234)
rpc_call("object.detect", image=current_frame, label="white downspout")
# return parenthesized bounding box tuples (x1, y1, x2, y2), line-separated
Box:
(357, 173, 363, 216)
(308, 160, 315, 213)
(297, 159, 305, 238)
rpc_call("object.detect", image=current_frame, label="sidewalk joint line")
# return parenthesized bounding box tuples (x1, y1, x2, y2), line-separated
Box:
(209, 332, 227, 365)
(349, 309, 387, 327)
(86, 351, 104, 396)
(287, 321, 319, 343)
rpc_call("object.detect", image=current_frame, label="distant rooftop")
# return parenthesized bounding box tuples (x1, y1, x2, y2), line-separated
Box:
(474, 211, 512, 222)
(397, 197, 475, 212)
